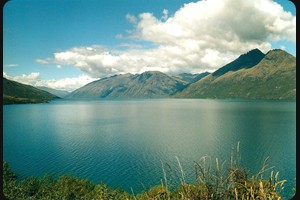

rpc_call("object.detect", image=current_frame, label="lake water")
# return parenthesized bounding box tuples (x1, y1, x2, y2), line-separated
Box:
(3, 99, 296, 198)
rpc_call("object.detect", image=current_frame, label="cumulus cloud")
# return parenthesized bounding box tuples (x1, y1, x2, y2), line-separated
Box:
(37, 0, 295, 77)
(3, 72, 96, 92)
(4, 72, 41, 86)
(39, 75, 97, 92)
(53, 45, 122, 78)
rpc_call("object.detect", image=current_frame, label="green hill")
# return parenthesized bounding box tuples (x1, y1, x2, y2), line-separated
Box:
(3, 78, 59, 104)
(174, 49, 296, 100)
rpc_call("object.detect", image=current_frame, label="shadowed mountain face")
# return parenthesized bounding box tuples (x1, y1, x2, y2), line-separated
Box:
(3, 78, 58, 104)
(174, 49, 296, 100)
(67, 71, 187, 98)
(212, 48, 265, 77)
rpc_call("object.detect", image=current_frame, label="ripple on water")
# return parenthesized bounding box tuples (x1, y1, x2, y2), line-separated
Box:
(3, 100, 296, 198)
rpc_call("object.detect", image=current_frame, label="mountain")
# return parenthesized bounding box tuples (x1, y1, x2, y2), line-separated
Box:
(3, 78, 59, 104)
(212, 48, 265, 76)
(172, 72, 210, 84)
(174, 49, 296, 100)
(67, 71, 186, 98)
(37, 86, 70, 98)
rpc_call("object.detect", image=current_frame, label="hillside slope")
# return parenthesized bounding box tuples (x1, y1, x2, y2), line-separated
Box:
(175, 49, 296, 100)
(67, 71, 186, 98)
(3, 78, 58, 104)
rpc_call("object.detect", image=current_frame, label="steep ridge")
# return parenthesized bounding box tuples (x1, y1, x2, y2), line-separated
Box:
(212, 48, 265, 76)
(175, 49, 296, 100)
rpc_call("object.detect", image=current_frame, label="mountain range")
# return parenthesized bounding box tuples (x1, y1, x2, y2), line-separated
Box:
(3, 48, 296, 103)
(67, 48, 295, 100)
(66, 71, 189, 98)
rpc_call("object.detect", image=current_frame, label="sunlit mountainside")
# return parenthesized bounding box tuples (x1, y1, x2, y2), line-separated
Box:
(174, 49, 296, 100)
(66, 71, 188, 98)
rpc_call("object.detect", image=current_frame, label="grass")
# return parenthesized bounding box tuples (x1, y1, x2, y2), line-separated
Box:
(3, 143, 292, 199)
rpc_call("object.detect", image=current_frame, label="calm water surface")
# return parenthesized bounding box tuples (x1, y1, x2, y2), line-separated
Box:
(3, 99, 296, 198)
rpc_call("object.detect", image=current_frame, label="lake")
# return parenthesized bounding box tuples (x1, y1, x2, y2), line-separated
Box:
(3, 99, 296, 198)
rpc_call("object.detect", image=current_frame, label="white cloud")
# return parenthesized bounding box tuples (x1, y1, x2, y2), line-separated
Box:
(115, 34, 123, 39)
(161, 9, 169, 21)
(279, 45, 286, 50)
(4, 72, 41, 86)
(3, 72, 96, 92)
(40, 75, 97, 92)
(4, 64, 18, 67)
(37, 0, 295, 77)
(35, 58, 52, 64)
(126, 13, 137, 24)
(118, 43, 143, 49)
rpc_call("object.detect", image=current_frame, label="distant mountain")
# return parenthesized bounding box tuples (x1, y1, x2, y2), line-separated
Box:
(3, 78, 59, 104)
(172, 72, 210, 84)
(37, 86, 70, 98)
(67, 71, 186, 98)
(174, 49, 296, 100)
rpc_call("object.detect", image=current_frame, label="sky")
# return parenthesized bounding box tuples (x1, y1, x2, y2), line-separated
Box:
(3, 0, 296, 92)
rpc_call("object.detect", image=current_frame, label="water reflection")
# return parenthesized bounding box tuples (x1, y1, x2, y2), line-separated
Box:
(3, 99, 295, 198)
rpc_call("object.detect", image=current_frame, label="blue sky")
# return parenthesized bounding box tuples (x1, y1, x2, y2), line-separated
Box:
(3, 0, 296, 91)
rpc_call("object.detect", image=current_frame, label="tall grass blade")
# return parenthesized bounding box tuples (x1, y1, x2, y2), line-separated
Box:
(175, 156, 186, 185)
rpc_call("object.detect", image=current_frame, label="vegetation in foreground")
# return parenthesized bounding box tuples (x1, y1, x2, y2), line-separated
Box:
(3, 144, 292, 199)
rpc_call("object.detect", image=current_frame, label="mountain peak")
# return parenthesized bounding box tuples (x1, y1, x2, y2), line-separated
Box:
(241, 48, 262, 56)
(67, 71, 185, 98)
(212, 48, 265, 77)
(141, 71, 164, 75)
(175, 48, 295, 100)
(238, 48, 264, 59)
(265, 49, 294, 58)
(256, 48, 296, 70)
